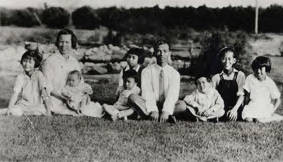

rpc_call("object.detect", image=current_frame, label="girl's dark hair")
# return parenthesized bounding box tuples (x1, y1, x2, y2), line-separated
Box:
(251, 56, 271, 72)
(124, 48, 146, 64)
(123, 69, 138, 83)
(218, 46, 237, 59)
(20, 50, 42, 68)
(55, 28, 78, 49)
(68, 70, 82, 80)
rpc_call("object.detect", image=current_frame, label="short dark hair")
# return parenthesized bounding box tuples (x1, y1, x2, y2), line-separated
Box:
(123, 69, 138, 83)
(218, 46, 237, 59)
(20, 50, 42, 68)
(251, 56, 271, 72)
(153, 39, 170, 56)
(55, 28, 78, 49)
(195, 75, 212, 85)
(124, 48, 146, 64)
(68, 70, 82, 80)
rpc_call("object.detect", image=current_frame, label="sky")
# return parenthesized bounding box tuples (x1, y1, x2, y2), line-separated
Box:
(0, 0, 282, 9)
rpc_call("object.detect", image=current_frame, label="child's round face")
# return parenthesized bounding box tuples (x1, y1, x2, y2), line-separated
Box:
(125, 77, 136, 90)
(22, 58, 35, 73)
(196, 77, 211, 93)
(58, 34, 72, 55)
(254, 66, 267, 81)
(221, 51, 236, 70)
(67, 74, 80, 87)
(126, 54, 139, 68)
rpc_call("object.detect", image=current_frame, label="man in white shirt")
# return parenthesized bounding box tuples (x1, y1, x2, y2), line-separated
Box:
(129, 40, 180, 122)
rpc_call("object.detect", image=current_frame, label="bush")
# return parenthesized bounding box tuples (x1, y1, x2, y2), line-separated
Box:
(72, 6, 100, 29)
(0, 8, 13, 26)
(11, 8, 41, 27)
(189, 30, 252, 76)
(42, 7, 70, 28)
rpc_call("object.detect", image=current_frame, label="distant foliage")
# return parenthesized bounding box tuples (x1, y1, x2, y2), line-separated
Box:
(42, 7, 70, 28)
(0, 8, 13, 25)
(260, 5, 283, 33)
(72, 6, 100, 29)
(11, 8, 42, 27)
(2, 5, 283, 33)
(189, 31, 252, 77)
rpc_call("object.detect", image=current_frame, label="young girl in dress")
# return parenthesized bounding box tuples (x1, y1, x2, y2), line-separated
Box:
(212, 47, 246, 121)
(183, 76, 225, 121)
(6, 51, 52, 116)
(242, 56, 283, 123)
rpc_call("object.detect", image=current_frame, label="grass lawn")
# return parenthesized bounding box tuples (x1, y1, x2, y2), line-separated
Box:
(1, 57, 283, 161)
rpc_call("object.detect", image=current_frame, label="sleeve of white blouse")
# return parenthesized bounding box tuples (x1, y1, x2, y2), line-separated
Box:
(141, 68, 158, 113)
(236, 71, 246, 96)
(13, 74, 24, 94)
(270, 79, 281, 99)
(41, 59, 55, 92)
(184, 92, 197, 107)
(162, 70, 180, 115)
(243, 75, 251, 93)
(211, 74, 220, 88)
(37, 71, 51, 95)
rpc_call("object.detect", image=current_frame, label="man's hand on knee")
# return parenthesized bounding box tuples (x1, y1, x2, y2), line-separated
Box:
(160, 111, 170, 122)
(150, 111, 159, 121)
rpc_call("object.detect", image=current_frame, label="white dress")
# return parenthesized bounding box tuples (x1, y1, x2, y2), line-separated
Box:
(9, 70, 48, 115)
(242, 74, 282, 122)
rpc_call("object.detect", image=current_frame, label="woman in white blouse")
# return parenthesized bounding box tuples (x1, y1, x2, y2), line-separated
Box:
(41, 29, 88, 115)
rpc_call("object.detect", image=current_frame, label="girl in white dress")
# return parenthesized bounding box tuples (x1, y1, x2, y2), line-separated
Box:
(4, 51, 52, 116)
(242, 56, 283, 123)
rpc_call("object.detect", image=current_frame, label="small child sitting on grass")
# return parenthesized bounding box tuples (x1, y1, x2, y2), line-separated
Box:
(2, 50, 52, 116)
(103, 70, 140, 121)
(61, 70, 103, 117)
(242, 56, 283, 123)
(183, 76, 225, 121)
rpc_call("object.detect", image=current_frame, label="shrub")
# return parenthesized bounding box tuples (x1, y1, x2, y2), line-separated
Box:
(0, 8, 13, 26)
(42, 7, 70, 28)
(11, 8, 41, 27)
(189, 30, 252, 76)
(72, 6, 100, 29)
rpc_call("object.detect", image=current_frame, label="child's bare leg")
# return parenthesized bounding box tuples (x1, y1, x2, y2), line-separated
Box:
(103, 104, 119, 121)
(174, 100, 187, 115)
(118, 109, 135, 119)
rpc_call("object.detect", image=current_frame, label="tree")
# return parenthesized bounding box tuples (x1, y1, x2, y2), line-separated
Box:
(11, 8, 41, 27)
(72, 6, 100, 29)
(42, 7, 70, 28)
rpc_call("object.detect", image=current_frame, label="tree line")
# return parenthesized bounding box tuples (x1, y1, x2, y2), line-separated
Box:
(1, 5, 283, 33)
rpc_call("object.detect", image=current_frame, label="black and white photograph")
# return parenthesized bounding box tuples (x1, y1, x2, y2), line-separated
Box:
(0, 0, 283, 161)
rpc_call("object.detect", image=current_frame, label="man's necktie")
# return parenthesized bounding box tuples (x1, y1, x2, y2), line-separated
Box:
(159, 68, 165, 101)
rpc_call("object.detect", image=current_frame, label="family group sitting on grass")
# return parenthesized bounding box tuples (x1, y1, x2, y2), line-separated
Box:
(1, 28, 283, 123)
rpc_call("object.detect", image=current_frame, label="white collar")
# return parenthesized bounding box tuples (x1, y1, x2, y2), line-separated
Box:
(220, 68, 238, 76)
